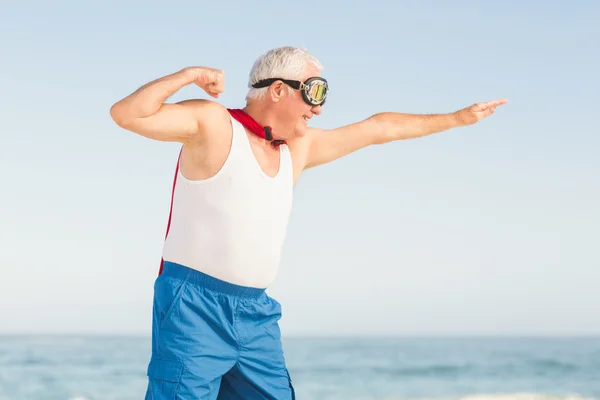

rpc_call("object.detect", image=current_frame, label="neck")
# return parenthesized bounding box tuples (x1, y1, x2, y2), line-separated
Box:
(242, 103, 282, 141)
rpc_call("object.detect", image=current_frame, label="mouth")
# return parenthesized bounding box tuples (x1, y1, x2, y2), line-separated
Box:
(302, 115, 311, 121)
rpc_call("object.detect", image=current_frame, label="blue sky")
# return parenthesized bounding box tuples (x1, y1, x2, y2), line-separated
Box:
(1, 0, 599, 336)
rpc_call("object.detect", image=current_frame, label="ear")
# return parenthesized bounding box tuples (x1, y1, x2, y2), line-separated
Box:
(269, 81, 285, 103)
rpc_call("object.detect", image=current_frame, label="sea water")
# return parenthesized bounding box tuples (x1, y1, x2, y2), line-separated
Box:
(1, 335, 599, 400)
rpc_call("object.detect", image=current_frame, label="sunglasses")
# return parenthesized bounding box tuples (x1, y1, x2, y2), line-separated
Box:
(251, 77, 328, 106)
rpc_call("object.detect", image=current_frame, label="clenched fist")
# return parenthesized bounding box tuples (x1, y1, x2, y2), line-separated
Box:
(182, 66, 225, 98)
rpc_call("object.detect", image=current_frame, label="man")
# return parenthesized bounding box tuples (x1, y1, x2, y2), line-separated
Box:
(110, 46, 507, 400)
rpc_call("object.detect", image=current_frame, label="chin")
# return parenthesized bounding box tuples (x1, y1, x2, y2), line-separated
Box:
(293, 120, 309, 137)
(293, 127, 308, 139)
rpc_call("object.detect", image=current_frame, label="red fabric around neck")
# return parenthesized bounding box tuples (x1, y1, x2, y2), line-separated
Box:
(227, 108, 285, 146)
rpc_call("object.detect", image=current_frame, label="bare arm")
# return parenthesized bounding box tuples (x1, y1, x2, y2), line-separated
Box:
(301, 99, 508, 169)
(109, 66, 225, 143)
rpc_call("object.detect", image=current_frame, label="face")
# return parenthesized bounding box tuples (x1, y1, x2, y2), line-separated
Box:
(272, 66, 324, 139)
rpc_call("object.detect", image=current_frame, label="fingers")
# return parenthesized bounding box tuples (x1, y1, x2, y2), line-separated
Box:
(485, 99, 508, 108)
(462, 98, 505, 124)
(470, 99, 506, 114)
(210, 71, 225, 94)
(484, 99, 506, 115)
(207, 81, 222, 92)
(211, 70, 225, 91)
(203, 73, 224, 98)
(192, 67, 225, 97)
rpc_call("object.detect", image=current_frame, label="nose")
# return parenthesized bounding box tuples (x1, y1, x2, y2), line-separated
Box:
(311, 105, 322, 115)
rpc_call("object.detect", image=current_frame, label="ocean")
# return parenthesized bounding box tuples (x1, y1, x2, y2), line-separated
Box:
(0, 335, 599, 400)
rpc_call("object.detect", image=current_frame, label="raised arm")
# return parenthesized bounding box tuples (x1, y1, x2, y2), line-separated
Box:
(300, 99, 508, 170)
(109, 66, 226, 143)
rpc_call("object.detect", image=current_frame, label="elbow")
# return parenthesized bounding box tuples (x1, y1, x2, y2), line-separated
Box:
(367, 113, 395, 145)
(109, 102, 124, 125)
(109, 101, 133, 128)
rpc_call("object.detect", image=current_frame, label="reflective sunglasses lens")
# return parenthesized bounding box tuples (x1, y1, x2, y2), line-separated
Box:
(308, 81, 327, 103)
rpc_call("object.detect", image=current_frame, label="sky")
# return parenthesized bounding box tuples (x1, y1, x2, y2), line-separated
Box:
(1, 0, 599, 337)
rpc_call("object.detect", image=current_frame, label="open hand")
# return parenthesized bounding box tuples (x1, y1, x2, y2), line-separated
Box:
(455, 99, 508, 126)
(183, 66, 225, 98)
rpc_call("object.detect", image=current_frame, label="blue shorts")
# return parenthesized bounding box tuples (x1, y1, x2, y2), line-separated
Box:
(145, 261, 295, 400)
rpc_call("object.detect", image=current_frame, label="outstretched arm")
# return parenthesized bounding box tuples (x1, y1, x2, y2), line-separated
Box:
(301, 99, 507, 170)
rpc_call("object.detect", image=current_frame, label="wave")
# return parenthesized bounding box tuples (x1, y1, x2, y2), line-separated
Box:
(4, 393, 594, 400)
(292, 364, 471, 377)
(459, 394, 596, 400)
(354, 394, 597, 400)
(291, 358, 588, 379)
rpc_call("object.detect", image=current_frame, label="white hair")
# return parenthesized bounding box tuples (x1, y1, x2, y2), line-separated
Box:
(245, 46, 324, 101)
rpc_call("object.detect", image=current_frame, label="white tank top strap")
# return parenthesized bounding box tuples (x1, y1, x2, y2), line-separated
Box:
(230, 116, 293, 182)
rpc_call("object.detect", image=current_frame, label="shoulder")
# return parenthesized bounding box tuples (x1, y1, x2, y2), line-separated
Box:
(175, 99, 232, 143)
(180, 99, 231, 129)
(286, 128, 320, 178)
(287, 118, 379, 172)
(287, 126, 329, 155)
(178, 101, 234, 179)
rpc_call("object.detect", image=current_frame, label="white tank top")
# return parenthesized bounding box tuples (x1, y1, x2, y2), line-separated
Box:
(161, 115, 294, 288)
